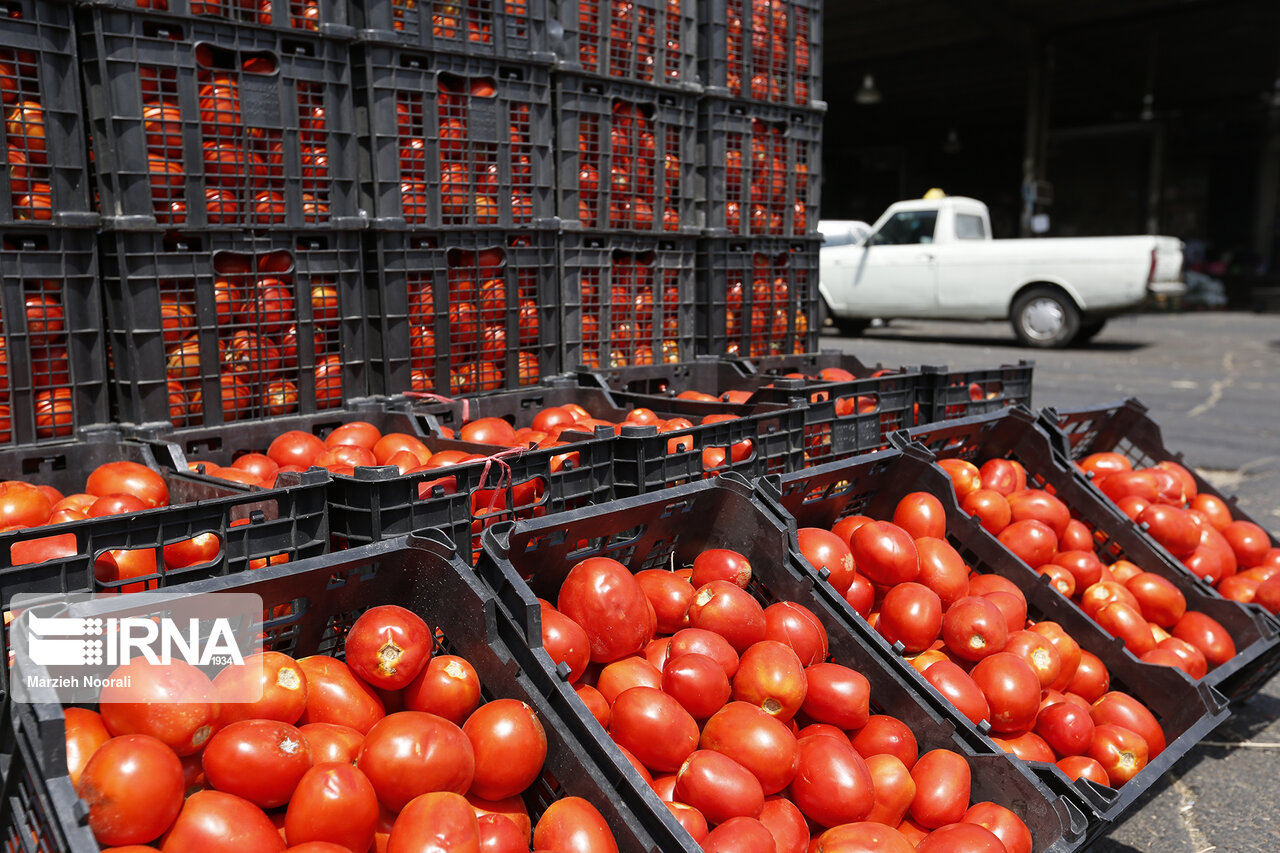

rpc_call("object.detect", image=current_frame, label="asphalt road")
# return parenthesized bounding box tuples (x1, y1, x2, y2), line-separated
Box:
(819, 311, 1280, 853)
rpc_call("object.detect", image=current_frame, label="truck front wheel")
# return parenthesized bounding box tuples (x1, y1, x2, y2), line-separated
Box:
(1011, 287, 1080, 348)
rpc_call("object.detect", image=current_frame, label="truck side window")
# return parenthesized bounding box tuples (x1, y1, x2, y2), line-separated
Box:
(871, 211, 938, 245)
(955, 214, 987, 240)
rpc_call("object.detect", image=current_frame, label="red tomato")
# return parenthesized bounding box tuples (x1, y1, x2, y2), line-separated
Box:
(913, 538, 971, 609)
(691, 548, 753, 588)
(531, 797, 619, 853)
(697, 817, 774, 853)
(85, 461, 169, 508)
(0, 481, 53, 527)
(557, 557, 654, 662)
(1087, 724, 1149, 786)
(908, 749, 971, 829)
(344, 605, 433, 690)
(669, 628, 740, 678)
(201, 720, 313, 808)
(969, 652, 1041, 734)
(757, 797, 808, 853)
(687, 580, 766, 655)
(962, 802, 1033, 853)
(297, 655, 386, 733)
(844, 573, 876, 618)
(978, 458, 1026, 496)
(801, 663, 870, 731)
(1095, 601, 1157, 656)
(1151, 637, 1209, 678)
(921, 661, 990, 727)
(358, 711, 475, 811)
(608, 686, 699, 773)
(864, 753, 916, 827)
(916, 822, 1006, 853)
(468, 793, 532, 844)
(789, 734, 875, 828)
(961, 488, 1012, 535)
(285, 763, 379, 851)
(997, 519, 1057, 567)
(850, 714, 919, 769)
(1056, 754, 1111, 785)
(64, 707, 112, 790)
(1189, 493, 1233, 531)
(267, 431, 327, 469)
(893, 492, 946, 540)
(876, 582, 943, 654)
(937, 458, 982, 501)
(763, 601, 828, 666)
(700, 702, 800, 796)
(1051, 550, 1104, 590)
(674, 749, 766, 825)
(460, 417, 519, 446)
(1090, 691, 1166, 757)
(403, 654, 482, 724)
(941, 596, 1008, 662)
(661, 653, 731, 720)
(732, 640, 807, 721)
(79, 734, 184, 846)
(163, 790, 284, 853)
(298, 723, 364, 764)
(1222, 520, 1271, 568)
(1007, 488, 1070, 539)
(635, 569, 695, 634)
(1067, 650, 1111, 702)
(98, 660, 219, 755)
(813, 822, 915, 853)
(1059, 519, 1095, 552)
(325, 421, 381, 450)
(991, 730, 1056, 762)
(213, 652, 307, 725)
(387, 792, 480, 853)
(538, 603, 591, 684)
(1003, 629, 1062, 689)
(463, 699, 547, 800)
(797, 527, 857, 594)
(1035, 701, 1095, 757)
(1172, 611, 1236, 668)
(849, 522, 920, 586)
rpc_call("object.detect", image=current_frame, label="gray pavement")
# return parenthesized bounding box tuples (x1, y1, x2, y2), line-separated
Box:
(819, 311, 1280, 852)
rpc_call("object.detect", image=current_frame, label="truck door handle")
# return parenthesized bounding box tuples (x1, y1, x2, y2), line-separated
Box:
(919, 253, 935, 263)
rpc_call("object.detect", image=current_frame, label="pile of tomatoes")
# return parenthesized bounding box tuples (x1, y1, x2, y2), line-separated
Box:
(575, 0, 687, 85)
(577, 248, 684, 369)
(722, 118, 811, 236)
(2, 46, 52, 221)
(161, 248, 343, 425)
(0, 282, 76, 440)
(942, 455, 1242, 673)
(133, 0, 325, 32)
(400, 242, 543, 396)
(142, 44, 333, 227)
(575, 99, 683, 232)
(69, 603, 621, 852)
(531, 547, 1036, 852)
(723, 0, 814, 104)
(1073, 451, 1280, 614)
(420, 1, 508, 43)
(795, 490, 1170, 791)
(395, 74, 536, 227)
(718, 251, 811, 359)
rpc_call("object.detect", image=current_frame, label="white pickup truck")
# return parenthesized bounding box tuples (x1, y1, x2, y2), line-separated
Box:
(818, 197, 1186, 348)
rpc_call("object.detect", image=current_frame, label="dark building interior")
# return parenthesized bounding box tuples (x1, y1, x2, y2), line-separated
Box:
(820, 0, 1280, 281)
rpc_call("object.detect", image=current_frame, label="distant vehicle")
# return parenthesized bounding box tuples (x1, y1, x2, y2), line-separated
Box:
(819, 196, 1186, 347)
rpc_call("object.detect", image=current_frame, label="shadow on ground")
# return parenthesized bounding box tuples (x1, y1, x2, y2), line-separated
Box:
(822, 325, 1152, 353)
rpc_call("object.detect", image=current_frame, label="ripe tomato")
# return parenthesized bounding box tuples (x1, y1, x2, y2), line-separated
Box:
(1003, 629, 1062, 689)
(937, 458, 982, 501)
(297, 655, 386, 733)
(267, 430, 327, 469)
(285, 763, 379, 851)
(941, 596, 1008, 662)
(162, 790, 284, 853)
(403, 654, 481, 724)
(538, 603, 591, 684)
(1067, 650, 1111, 702)
(463, 699, 547, 801)
(635, 569, 695, 634)
(757, 797, 808, 853)
(557, 557, 654, 662)
(997, 519, 1057, 567)
(916, 823, 1006, 853)
(732, 640, 807, 720)
(908, 749, 971, 829)
(762, 601, 828, 666)
(850, 714, 919, 769)
(1052, 550, 1104, 590)
(607, 686, 699, 773)
(64, 707, 111, 789)
(357, 711, 474, 811)
(531, 797, 618, 853)
(801, 663, 870, 731)
(674, 749, 766, 825)
(1035, 701, 1095, 757)
(387, 792, 480, 853)
(669, 627, 740, 679)
(814, 822, 916, 853)
(1007, 489, 1070, 539)
(921, 660, 990, 726)
(963, 802, 1033, 853)
(789, 733, 874, 828)
(201, 720, 313, 808)
(969, 652, 1041, 734)
(961, 488, 1012, 535)
(299, 722, 364, 764)
(1090, 691, 1166, 757)
(1172, 611, 1236, 668)
(1095, 602, 1157, 655)
(344, 605, 433, 690)
(892, 492, 946, 540)
(1087, 724, 1149, 786)
(213, 651, 308, 725)
(99, 660, 220, 755)
(978, 458, 1026, 496)
(691, 548, 754, 589)
(1056, 754, 1111, 785)
(700, 702, 800, 796)
(661, 652, 731, 720)
(849, 522, 919, 586)
(863, 753, 916, 827)
(687, 580, 766, 655)
(85, 461, 169, 508)
(877, 582, 943, 654)
(797, 527, 857, 594)
(79, 734, 184, 846)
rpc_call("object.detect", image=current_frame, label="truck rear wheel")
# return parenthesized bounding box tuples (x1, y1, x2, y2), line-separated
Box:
(1011, 286, 1080, 348)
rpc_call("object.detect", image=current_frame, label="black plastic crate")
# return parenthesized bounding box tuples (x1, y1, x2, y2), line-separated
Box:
(86, 0, 351, 36)
(100, 228, 369, 429)
(915, 361, 1036, 425)
(77, 7, 361, 230)
(355, 45, 554, 230)
(571, 354, 767, 396)
(698, 235, 821, 358)
(698, 0, 823, 108)
(0, 228, 110, 445)
(553, 0, 698, 91)
(555, 74, 699, 234)
(0, 0, 96, 226)
(897, 407, 1280, 706)
(3, 534, 683, 852)
(737, 349, 894, 379)
(561, 231, 696, 371)
(353, 0, 553, 61)
(698, 96, 822, 238)
(765, 445, 1230, 844)
(366, 228, 560, 399)
(478, 474, 1089, 853)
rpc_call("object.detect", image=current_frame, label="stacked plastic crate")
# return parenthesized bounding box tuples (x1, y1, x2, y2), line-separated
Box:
(695, 0, 824, 358)
(79, 1, 370, 430)
(553, 0, 702, 371)
(352, 1, 562, 398)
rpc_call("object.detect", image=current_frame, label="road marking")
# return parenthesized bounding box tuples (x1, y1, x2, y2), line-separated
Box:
(1171, 380, 1199, 389)
(1200, 740, 1280, 749)
(1173, 776, 1216, 853)
(1188, 351, 1235, 418)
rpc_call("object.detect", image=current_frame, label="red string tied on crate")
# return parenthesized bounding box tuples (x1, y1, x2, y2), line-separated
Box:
(402, 390, 471, 425)
(476, 444, 530, 515)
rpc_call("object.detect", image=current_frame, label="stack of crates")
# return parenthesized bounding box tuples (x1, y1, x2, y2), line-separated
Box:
(695, 0, 825, 358)
(78, 1, 372, 430)
(552, 0, 702, 372)
(353, 1, 563, 399)
(0, 0, 108, 454)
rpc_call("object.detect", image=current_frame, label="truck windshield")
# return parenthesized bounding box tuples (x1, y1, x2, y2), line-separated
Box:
(871, 210, 938, 245)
